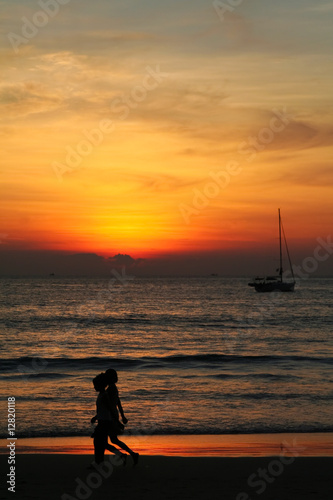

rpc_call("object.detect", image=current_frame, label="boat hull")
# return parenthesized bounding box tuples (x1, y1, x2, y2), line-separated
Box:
(248, 210, 296, 292)
(248, 281, 295, 292)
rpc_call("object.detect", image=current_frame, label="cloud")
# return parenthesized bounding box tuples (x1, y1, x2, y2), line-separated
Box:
(278, 164, 333, 188)
(0, 251, 109, 276)
(121, 172, 195, 193)
(0, 81, 61, 118)
(306, 3, 333, 13)
(108, 253, 145, 269)
(222, 12, 257, 46)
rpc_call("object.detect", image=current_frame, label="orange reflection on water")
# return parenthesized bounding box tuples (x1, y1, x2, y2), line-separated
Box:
(1, 434, 332, 457)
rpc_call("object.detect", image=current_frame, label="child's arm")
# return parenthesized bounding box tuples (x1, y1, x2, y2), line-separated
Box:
(117, 397, 128, 424)
(91, 414, 97, 424)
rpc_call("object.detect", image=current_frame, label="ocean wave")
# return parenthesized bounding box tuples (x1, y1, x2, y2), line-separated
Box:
(1, 353, 332, 373)
(0, 372, 74, 380)
(1, 423, 333, 440)
(1, 313, 258, 328)
(211, 373, 300, 380)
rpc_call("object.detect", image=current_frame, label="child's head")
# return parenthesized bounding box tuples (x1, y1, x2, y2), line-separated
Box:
(105, 368, 118, 384)
(93, 372, 108, 392)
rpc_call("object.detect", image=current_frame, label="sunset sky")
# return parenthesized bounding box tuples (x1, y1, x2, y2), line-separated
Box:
(1, 0, 333, 275)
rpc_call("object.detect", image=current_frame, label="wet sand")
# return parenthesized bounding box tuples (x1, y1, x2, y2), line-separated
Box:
(1, 454, 332, 500)
(1, 434, 332, 499)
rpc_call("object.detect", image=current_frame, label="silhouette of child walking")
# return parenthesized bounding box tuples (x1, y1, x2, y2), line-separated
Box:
(105, 368, 139, 466)
(91, 372, 126, 465)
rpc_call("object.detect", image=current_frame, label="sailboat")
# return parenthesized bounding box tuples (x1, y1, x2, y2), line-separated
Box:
(248, 209, 295, 292)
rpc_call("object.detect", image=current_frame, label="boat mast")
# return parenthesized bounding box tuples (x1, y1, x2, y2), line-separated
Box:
(278, 208, 283, 281)
(281, 219, 296, 284)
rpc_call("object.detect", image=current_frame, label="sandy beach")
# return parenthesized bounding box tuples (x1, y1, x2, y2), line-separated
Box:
(1, 454, 332, 500)
(1, 435, 332, 500)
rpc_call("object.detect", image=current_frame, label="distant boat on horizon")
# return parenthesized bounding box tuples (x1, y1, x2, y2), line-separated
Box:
(248, 209, 295, 292)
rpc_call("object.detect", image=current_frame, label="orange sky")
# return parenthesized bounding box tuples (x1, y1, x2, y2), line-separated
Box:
(1, 1, 333, 274)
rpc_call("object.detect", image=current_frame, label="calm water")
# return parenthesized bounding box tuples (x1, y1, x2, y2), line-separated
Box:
(0, 277, 332, 438)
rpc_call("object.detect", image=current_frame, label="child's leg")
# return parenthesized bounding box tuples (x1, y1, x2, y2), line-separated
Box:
(105, 442, 123, 456)
(93, 424, 106, 464)
(110, 435, 133, 454)
(109, 434, 139, 464)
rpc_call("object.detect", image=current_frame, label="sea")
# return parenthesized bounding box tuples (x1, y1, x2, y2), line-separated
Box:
(0, 276, 332, 439)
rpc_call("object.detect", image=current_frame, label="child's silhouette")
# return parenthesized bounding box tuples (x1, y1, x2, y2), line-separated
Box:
(105, 368, 139, 466)
(91, 372, 126, 465)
